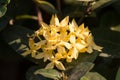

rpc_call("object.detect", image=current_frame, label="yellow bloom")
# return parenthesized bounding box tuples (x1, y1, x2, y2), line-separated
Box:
(21, 38, 45, 57)
(22, 15, 102, 70)
(45, 53, 65, 70)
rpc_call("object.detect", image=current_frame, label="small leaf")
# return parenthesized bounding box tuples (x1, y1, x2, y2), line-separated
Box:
(68, 62, 94, 80)
(33, 0, 58, 14)
(0, 6, 7, 17)
(34, 68, 62, 80)
(116, 67, 120, 80)
(81, 72, 107, 80)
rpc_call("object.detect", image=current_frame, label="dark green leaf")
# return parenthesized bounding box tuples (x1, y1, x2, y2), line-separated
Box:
(1, 25, 33, 54)
(116, 67, 120, 80)
(33, 0, 58, 14)
(34, 68, 62, 80)
(0, 0, 10, 5)
(1, 25, 47, 65)
(0, 6, 7, 17)
(81, 72, 107, 80)
(65, 51, 99, 69)
(0, 0, 10, 17)
(68, 62, 94, 80)
(91, 11, 120, 58)
(92, 0, 117, 10)
(0, 17, 10, 31)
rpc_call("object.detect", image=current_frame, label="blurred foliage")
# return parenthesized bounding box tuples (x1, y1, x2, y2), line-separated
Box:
(0, 0, 10, 17)
(80, 72, 107, 80)
(116, 67, 120, 80)
(0, 0, 120, 80)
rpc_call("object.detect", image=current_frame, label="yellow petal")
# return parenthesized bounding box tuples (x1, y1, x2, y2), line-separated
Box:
(71, 19, 78, 28)
(31, 50, 37, 57)
(34, 52, 44, 59)
(55, 53, 63, 60)
(50, 15, 55, 25)
(75, 43, 86, 51)
(29, 38, 35, 49)
(21, 50, 31, 56)
(54, 14, 59, 26)
(72, 47, 78, 59)
(55, 61, 65, 70)
(57, 46, 66, 54)
(63, 42, 72, 49)
(70, 35, 76, 44)
(60, 16, 69, 27)
(79, 23, 85, 30)
(93, 43, 103, 52)
(66, 55, 73, 62)
(50, 15, 59, 26)
(41, 21, 49, 29)
(69, 23, 75, 32)
(87, 46, 93, 53)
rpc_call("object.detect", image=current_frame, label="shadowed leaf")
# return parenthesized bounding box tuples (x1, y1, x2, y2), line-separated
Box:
(33, 0, 58, 14)
(68, 62, 94, 80)
(81, 72, 107, 80)
(26, 66, 51, 80)
(34, 68, 62, 80)
(0, 6, 7, 17)
(116, 67, 120, 80)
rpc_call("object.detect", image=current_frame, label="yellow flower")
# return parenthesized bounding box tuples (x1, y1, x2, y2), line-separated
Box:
(22, 15, 102, 70)
(45, 53, 65, 70)
(21, 38, 46, 57)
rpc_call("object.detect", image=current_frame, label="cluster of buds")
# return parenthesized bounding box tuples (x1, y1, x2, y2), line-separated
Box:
(22, 15, 102, 70)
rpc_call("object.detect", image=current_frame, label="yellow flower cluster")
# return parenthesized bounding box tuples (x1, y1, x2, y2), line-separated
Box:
(22, 15, 102, 70)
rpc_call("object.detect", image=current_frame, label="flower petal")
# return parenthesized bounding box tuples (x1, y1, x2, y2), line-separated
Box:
(71, 19, 78, 28)
(70, 35, 76, 44)
(63, 42, 72, 49)
(21, 50, 31, 56)
(72, 47, 78, 59)
(55, 61, 65, 70)
(34, 52, 44, 59)
(60, 16, 69, 27)
(29, 38, 35, 49)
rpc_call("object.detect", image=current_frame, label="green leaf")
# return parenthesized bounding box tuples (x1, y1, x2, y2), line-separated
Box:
(92, 0, 117, 10)
(26, 66, 50, 80)
(0, 6, 7, 17)
(65, 51, 99, 69)
(80, 72, 107, 80)
(16, 15, 38, 20)
(1, 25, 47, 65)
(1, 25, 33, 54)
(33, 0, 58, 14)
(0, 0, 10, 5)
(116, 67, 120, 80)
(34, 68, 62, 80)
(68, 62, 94, 80)
(0, 0, 10, 17)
